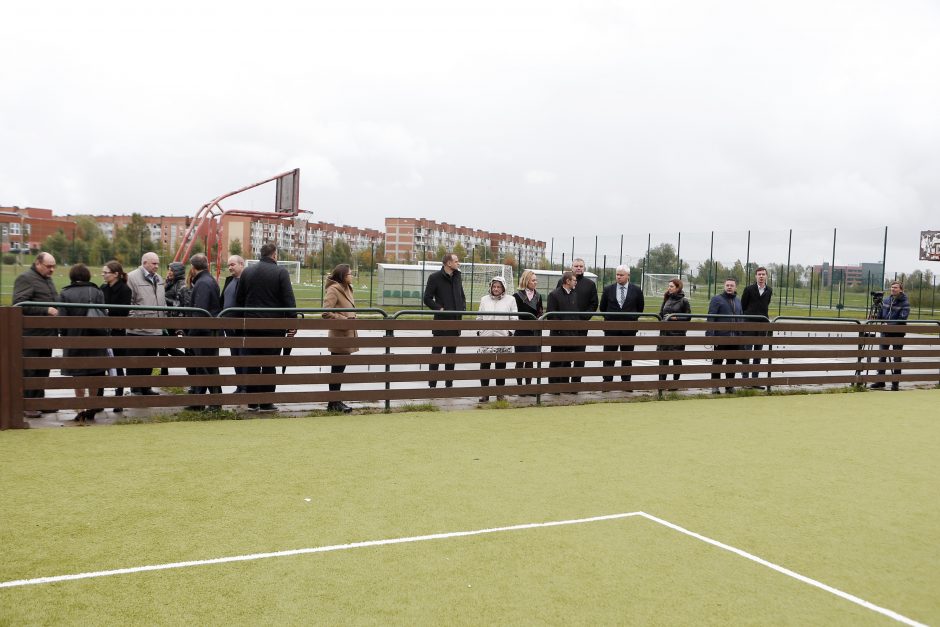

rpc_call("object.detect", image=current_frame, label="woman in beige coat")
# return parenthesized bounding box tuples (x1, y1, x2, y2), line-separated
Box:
(322, 264, 358, 413)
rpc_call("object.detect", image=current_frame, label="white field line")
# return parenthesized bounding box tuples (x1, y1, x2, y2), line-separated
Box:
(0, 511, 928, 627)
(635, 513, 928, 627)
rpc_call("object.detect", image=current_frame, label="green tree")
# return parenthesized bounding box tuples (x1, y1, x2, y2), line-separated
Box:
(645, 243, 689, 276)
(41, 230, 70, 264)
(113, 214, 155, 265)
(452, 242, 467, 261)
(328, 238, 352, 268)
(229, 238, 243, 256)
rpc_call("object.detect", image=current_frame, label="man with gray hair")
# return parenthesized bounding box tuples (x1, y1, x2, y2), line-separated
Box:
(126, 251, 166, 395)
(554, 258, 598, 383)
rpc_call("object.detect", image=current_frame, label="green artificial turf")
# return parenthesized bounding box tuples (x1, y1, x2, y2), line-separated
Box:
(1, 390, 937, 625)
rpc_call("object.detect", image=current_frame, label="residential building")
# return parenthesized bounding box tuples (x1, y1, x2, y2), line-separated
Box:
(384, 217, 545, 266)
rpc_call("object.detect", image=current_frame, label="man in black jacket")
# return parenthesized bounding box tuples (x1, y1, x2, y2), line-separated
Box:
(423, 253, 466, 387)
(13, 252, 59, 418)
(221, 255, 246, 391)
(235, 243, 297, 410)
(740, 266, 772, 386)
(599, 265, 645, 383)
(183, 254, 222, 409)
(554, 258, 598, 383)
(547, 271, 580, 385)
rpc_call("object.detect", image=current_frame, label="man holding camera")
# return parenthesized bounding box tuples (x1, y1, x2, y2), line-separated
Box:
(869, 281, 910, 391)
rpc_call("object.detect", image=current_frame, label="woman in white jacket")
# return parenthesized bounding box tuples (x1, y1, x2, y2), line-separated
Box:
(476, 276, 518, 402)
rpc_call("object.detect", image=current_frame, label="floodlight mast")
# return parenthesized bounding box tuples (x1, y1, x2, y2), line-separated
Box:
(173, 169, 301, 278)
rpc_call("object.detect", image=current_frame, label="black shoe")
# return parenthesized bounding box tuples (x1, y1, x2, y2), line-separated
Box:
(247, 404, 259, 411)
(113, 408, 124, 413)
(445, 381, 453, 388)
(133, 389, 159, 396)
(24, 410, 41, 419)
(712, 389, 721, 395)
(890, 384, 899, 391)
(338, 402, 352, 414)
(184, 405, 205, 411)
(258, 404, 277, 412)
(725, 387, 735, 394)
(428, 381, 437, 388)
(869, 382, 886, 389)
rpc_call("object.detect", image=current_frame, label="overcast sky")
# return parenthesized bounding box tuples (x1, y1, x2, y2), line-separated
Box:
(2, 0, 938, 274)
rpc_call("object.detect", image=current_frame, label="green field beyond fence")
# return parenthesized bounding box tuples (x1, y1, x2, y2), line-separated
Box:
(0, 391, 937, 624)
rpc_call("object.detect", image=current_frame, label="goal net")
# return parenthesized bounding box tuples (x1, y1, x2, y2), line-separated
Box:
(377, 262, 514, 308)
(642, 273, 685, 297)
(246, 259, 302, 284)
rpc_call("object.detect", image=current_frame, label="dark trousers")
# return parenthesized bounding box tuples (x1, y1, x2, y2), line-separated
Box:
(570, 329, 589, 383)
(480, 361, 507, 386)
(24, 347, 52, 399)
(125, 338, 158, 392)
(429, 331, 458, 387)
(549, 339, 578, 384)
(748, 331, 769, 378)
(515, 342, 539, 385)
(877, 341, 903, 376)
(602, 331, 637, 382)
(244, 346, 280, 394)
(185, 345, 221, 394)
(329, 363, 346, 392)
(659, 359, 682, 381)
(711, 345, 743, 386)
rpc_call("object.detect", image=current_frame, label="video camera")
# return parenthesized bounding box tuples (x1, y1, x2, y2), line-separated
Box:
(870, 291, 884, 305)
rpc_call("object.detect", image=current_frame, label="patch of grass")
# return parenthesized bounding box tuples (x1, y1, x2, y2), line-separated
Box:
(1, 391, 937, 624)
(395, 402, 440, 413)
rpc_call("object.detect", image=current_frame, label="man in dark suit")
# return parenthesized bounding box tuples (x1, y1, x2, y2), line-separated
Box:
(422, 252, 466, 388)
(740, 266, 772, 386)
(235, 243, 296, 411)
(599, 265, 645, 382)
(554, 258, 598, 383)
(547, 271, 580, 385)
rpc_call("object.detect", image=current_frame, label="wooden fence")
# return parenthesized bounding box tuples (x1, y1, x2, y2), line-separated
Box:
(2, 306, 939, 429)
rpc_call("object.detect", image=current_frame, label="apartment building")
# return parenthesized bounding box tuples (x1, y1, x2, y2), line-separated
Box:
(385, 217, 545, 266)
(0, 206, 76, 253)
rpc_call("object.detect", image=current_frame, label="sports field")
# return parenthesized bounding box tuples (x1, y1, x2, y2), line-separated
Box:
(1, 390, 937, 625)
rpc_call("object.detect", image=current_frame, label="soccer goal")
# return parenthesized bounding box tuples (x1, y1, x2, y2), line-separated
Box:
(642, 273, 685, 296)
(377, 262, 514, 307)
(245, 259, 302, 284)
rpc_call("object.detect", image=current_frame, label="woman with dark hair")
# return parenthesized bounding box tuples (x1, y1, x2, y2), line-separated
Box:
(322, 264, 358, 413)
(101, 260, 131, 410)
(58, 263, 109, 424)
(512, 270, 542, 386)
(658, 278, 692, 387)
(476, 275, 518, 402)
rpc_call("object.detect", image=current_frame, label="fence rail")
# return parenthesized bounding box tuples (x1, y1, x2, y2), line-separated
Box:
(2, 306, 939, 429)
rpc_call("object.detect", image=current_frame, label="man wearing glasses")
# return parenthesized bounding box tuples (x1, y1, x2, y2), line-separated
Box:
(13, 252, 59, 419)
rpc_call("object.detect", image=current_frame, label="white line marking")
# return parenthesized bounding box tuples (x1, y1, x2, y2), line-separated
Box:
(0, 511, 927, 627)
(0, 512, 643, 589)
(636, 512, 928, 627)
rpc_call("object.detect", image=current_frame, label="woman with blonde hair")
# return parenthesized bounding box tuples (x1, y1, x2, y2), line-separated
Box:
(322, 264, 358, 413)
(512, 269, 542, 386)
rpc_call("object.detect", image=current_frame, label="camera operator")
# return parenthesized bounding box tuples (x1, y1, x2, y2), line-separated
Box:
(869, 281, 910, 391)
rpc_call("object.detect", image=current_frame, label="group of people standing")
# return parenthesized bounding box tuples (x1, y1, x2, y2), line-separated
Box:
(422, 253, 704, 396)
(14, 248, 911, 422)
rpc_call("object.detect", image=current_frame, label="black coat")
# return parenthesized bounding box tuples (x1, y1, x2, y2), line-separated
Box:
(546, 286, 580, 335)
(235, 258, 296, 315)
(423, 268, 467, 320)
(13, 266, 59, 337)
(187, 271, 221, 335)
(556, 274, 598, 320)
(658, 291, 692, 350)
(513, 289, 543, 336)
(599, 282, 645, 319)
(740, 283, 773, 318)
(58, 282, 109, 375)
